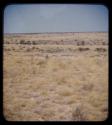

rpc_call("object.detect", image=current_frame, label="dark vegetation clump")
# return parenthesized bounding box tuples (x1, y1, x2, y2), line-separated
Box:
(20, 40, 33, 45)
(102, 42, 107, 45)
(26, 41, 32, 45)
(32, 41, 37, 45)
(20, 40, 25, 44)
(78, 47, 90, 51)
(95, 48, 107, 52)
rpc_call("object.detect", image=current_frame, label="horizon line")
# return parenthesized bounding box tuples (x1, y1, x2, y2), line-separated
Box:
(4, 31, 108, 34)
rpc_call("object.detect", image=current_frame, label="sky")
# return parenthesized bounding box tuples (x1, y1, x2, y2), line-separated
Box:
(4, 4, 108, 33)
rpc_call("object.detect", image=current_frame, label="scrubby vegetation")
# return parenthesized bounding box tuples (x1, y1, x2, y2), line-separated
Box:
(3, 32, 108, 121)
(78, 47, 90, 51)
(95, 48, 107, 52)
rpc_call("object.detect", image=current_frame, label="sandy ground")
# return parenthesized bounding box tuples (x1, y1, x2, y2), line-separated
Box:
(3, 32, 108, 121)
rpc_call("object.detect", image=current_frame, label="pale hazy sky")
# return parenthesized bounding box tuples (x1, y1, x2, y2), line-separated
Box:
(4, 4, 108, 33)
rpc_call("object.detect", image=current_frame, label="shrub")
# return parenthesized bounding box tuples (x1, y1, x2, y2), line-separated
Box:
(77, 41, 85, 46)
(78, 47, 90, 51)
(102, 42, 107, 45)
(81, 41, 85, 45)
(72, 105, 87, 121)
(20, 40, 25, 44)
(95, 48, 107, 52)
(37, 60, 46, 66)
(26, 41, 31, 45)
(32, 41, 36, 45)
(12, 48, 15, 51)
(32, 46, 35, 50)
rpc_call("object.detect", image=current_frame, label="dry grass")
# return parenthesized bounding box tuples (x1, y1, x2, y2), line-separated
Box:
(3, 32, 108, 121)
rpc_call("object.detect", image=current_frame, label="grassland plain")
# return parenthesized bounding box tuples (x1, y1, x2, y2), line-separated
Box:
(3, 32, 108, 121)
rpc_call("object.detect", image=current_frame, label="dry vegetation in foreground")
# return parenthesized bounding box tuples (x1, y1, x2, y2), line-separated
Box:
(3, 32, 108, 121)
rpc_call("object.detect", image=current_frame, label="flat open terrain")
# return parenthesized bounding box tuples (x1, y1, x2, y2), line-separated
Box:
(3, 32, 108, 121)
